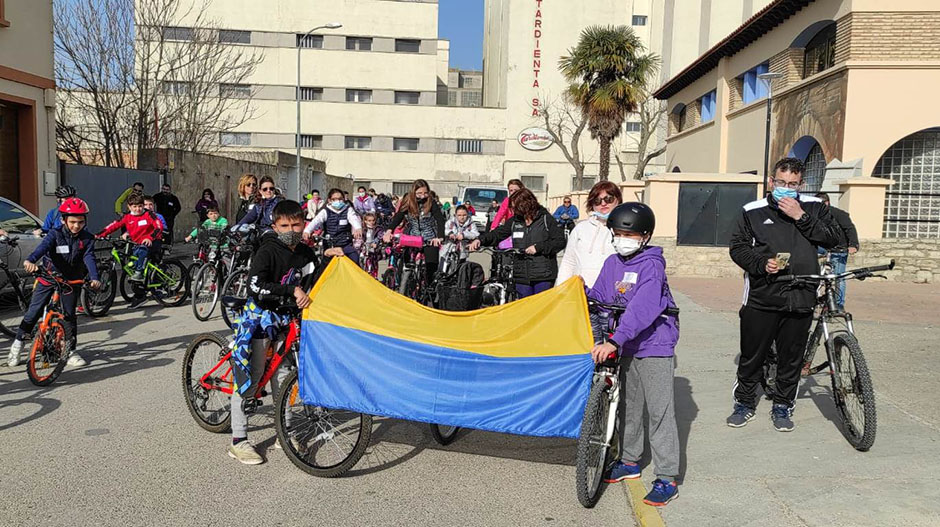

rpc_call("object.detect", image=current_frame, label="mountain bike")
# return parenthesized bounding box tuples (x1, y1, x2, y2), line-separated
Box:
(775, 260, 895, 451)
(0, 235, 33, 338)
(182, 295, 372, 477)
(105, 238, 189, 307)
(191, 229, 234, 321)
(479, 248, 523, 307)
(218, 226, 257, 329)
(25, 268, 85, 386)
(80, 238, 118, 317)
(384, 234, 436, 306)
(359, 239, 385, 279)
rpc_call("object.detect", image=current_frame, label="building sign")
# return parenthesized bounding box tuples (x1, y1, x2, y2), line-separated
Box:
(531, 0, 543, 116)
(518, 127, 554, 151)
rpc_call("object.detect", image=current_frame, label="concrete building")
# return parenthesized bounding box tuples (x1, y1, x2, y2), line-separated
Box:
(654, 0, 940, 239)
(142, 0, 774, 202)
(0, 0, 56, 214)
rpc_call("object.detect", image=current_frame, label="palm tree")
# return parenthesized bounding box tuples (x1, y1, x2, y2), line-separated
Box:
(559, 25, 659, 182)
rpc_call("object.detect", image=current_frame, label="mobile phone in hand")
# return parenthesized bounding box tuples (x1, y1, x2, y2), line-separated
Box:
(775, 252, 791, 269)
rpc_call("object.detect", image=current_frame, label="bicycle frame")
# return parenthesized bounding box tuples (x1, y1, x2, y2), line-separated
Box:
(198, 316, 301, 397)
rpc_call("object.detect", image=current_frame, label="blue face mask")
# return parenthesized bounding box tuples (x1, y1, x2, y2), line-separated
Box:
(772, 187, 798, 202)
(330, 200, 345, 210)
(592, 211, 610, 220)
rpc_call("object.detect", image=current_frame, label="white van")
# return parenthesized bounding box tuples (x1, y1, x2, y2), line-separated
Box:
(457, 186, 508, 230)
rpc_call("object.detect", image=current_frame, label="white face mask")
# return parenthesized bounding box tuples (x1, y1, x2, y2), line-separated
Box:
(612, 236, 643, 257)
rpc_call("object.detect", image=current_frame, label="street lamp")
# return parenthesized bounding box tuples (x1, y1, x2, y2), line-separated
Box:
(758, 71, 784, 181)
(296, 22, 342, 201)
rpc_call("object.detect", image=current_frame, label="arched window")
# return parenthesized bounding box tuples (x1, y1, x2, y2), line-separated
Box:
(803, 22, 837, 78)
(802, 143, 826, 192)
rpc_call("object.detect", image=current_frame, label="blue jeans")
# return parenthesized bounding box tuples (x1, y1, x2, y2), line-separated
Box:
(16, 281, 78, 348)
(133, 241, 161, 273)
(829, 252, 848, 309)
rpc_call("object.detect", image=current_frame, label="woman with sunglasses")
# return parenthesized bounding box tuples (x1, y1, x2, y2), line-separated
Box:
(235, 174, 259, 223)
(555, 181, 623, 288)
(235, 175, 283, 230)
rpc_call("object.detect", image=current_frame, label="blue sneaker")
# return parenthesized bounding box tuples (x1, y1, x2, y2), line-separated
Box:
(771, 404, 794, 432)
(604, 461, 641, 483)
(643, 479, 678, 506)
(726, 403, 756, 428)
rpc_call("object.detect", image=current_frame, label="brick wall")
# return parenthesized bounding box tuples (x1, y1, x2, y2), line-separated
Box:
(846, 12, 940, 61)
(651, 237, 936, 283)
(769, 48, 804, 90)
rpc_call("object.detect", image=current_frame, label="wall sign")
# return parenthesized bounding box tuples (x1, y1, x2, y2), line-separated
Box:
(518, 127, 554, 151)
(531, 0, 543, 116)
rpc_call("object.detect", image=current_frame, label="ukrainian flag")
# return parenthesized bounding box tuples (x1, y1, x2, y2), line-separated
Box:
(300, 257, 595, 438)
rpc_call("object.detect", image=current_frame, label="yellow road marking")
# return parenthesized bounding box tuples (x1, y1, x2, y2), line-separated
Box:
(624, 479, 666, 527)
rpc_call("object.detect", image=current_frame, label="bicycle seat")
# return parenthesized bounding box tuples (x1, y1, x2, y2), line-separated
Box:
(221, 296, 247, 311)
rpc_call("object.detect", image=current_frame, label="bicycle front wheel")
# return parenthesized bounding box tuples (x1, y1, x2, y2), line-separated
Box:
(82, 266, 117, 317)
(220, 269, 248, 329)
(829, 332, 877, 451)
(275, 369, 372, 478)
(27, 316, 72, 387)
(181, 333, 232, 433)
(151, 260, 189, 307)
(429, 424, 460, 446)
(576, 378, 615, 508)
(191, 263, 220, 321)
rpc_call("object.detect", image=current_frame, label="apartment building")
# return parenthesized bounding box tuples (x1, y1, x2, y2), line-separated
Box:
(156, 0, 768, 198)
(0, 0, 56, 214)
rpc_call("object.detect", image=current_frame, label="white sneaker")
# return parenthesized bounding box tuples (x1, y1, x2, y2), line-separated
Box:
(7, 339, 23, 367)
(67, 352, 87, 367)
(228, 440, 264, 465)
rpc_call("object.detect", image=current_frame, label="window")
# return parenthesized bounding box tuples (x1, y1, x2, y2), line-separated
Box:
(394, 91, 420, 105)
(393, 138, 420, 151)
(297, 34, 323, 49)
(297, 134, 323, 148)
(220, 83, 251, 98)
(632, 15, 648, 26)
(699, 90, 717, 123)
(741, 62, 770, 105)
(220, 132, 250, 146)
(571, 176, 597, 191)
(461, 91, 482, 107)
(346, 89, 372, 103)
(625, 122, 642, 133)
(161, 81, 191, 95)
(395, 39, 421, 53)
(345, 136, 372, 150)
(219, 30, 250, 44)
(447, 91, 457, 106)
(457, 139, 483, 154)
(346, 37, 372, 51)
(803, 23, 837, 78)
(393, 182, 413, 196)
(0, 201, 40, 234)
(298, 87, 323, 101)
(520, 175, 546, 192)
(163, 26, 194, 41)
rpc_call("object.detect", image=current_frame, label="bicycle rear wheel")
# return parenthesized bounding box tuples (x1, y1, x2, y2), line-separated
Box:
(181, 333, 232, 433)
(829, 332, 877, 451)
(0, 275, 30, 338)
(429, 424, 460, 446)
(220, 269, 248, 329)
(151, 260, 189, 307)
(82, 266, 117, 317)
(27, 316, 72, 387)
(275, 369, 372, 478)
(191, 264, 220, 321)
(576, 378, 614, 508)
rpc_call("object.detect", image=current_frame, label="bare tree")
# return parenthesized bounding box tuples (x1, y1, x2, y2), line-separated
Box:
(614, 92, 667, 181)
(54, 0, 262, 167)
(538, 97, 589, 191)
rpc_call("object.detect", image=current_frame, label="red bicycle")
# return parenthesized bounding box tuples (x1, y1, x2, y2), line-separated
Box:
(181, 295, 373, 477)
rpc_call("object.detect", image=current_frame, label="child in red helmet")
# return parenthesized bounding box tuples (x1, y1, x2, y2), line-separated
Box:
(7, 198, 100, 368)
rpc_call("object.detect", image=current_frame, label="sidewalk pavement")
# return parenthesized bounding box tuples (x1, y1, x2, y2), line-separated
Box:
(655, 277, 940, 527)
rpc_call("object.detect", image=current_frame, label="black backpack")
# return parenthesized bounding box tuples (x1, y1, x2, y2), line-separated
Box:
(438, 261, 484, 311)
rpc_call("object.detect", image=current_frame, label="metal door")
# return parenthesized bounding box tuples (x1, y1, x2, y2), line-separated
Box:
(677, 183, 757, 246)
(62, 165, 161, 232)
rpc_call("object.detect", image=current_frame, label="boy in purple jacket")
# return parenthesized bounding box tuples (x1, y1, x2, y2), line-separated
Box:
(587, 202, 680, 507)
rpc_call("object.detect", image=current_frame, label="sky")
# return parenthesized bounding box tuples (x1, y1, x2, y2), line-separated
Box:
(438, 1, 484, 70)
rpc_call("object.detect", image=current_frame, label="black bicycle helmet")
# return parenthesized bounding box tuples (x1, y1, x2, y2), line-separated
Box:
(55, 185, 77, 199)
(607, 202, 656, 236)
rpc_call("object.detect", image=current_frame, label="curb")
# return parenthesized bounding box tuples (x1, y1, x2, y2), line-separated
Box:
(623, 479, 666, 527)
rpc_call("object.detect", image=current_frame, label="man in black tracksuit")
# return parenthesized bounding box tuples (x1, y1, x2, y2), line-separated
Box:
(727, 158, 841, 432)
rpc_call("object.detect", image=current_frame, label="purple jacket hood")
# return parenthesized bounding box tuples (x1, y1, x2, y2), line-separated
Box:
(587, 246, 679, 358)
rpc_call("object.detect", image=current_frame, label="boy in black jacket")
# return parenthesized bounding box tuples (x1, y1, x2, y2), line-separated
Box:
(228, 200, 342, 465)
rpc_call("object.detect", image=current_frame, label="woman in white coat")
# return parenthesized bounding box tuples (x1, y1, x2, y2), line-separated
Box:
(554, 181, 623, 288)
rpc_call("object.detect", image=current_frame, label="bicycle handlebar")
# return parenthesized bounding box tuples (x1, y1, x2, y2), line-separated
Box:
(776, 259, 895, 283)
(587, 298, 680, 317)
(0, 235, 19, 246)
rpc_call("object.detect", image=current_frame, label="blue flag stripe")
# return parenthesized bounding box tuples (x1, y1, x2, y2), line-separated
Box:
(299, 320, 594, 439)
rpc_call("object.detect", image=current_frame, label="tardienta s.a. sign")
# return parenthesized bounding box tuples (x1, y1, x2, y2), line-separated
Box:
(518, 127, 554, 151)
